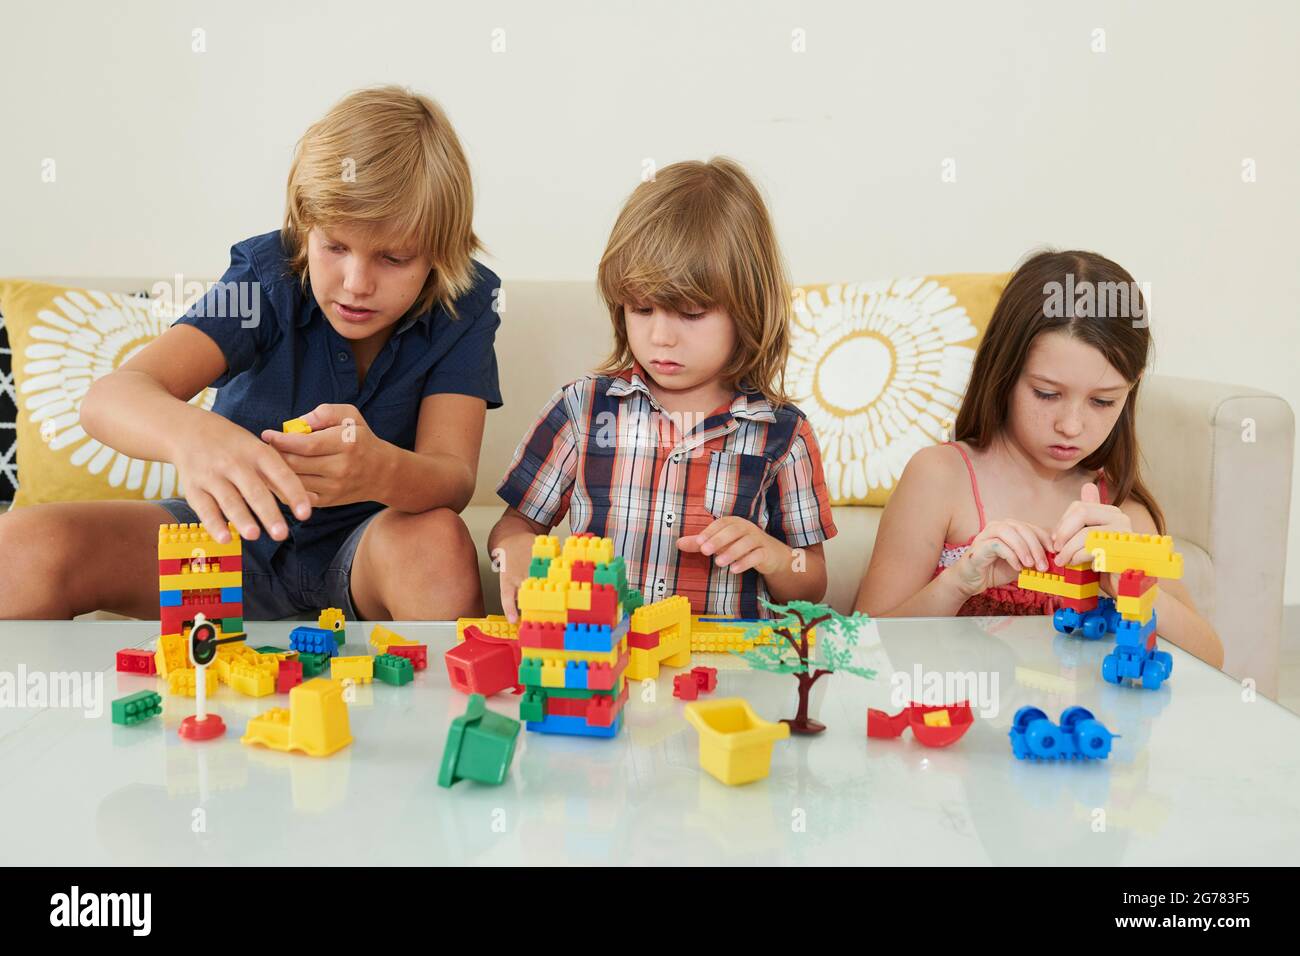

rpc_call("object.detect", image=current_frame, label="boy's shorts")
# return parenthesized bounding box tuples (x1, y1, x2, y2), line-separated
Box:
(156, 497, 377, 622)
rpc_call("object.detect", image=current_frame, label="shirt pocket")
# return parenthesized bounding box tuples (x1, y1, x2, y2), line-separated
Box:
(701, 450, 771, 523)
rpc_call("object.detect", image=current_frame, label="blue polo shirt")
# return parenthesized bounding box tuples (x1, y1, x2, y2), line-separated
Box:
(174, 229, 502, 579)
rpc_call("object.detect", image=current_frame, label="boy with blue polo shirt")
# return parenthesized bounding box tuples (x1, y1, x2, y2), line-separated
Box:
(0, 86, 500, 622)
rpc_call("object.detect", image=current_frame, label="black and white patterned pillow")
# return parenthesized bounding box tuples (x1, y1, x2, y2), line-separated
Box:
(0, 304, 16, 503)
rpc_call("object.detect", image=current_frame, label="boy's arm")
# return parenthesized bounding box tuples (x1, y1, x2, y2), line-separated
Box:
(80, 324, 311, 541)
(375, 392, 486, 514)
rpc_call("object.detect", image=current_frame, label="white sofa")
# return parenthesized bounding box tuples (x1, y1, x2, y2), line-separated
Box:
(7, 275, 1295, 697)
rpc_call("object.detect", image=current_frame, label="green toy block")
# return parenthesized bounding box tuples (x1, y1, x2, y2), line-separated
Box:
(374, 653, 414, 686)
(528, 556, 552, 579)
(299, 652, 329, 677)
(223, 617, 244, 634)
(622, 590, 645, 613)
(255, 645, 285, 654)
(519, 690, 545, 723)
(112, 690, 162, 726)
(518, 658, 543, 686)
(439, 694, 521, 788)
(335, 629, 346, 646)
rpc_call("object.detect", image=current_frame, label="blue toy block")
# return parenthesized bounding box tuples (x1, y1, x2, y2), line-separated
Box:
(525, 712, 623, 739)
(159, 589, 182, 607)
(1052, 597, 1121, 640)
(1101, 612, 1170, 689)
(564, 623, 614, 653)
(1009, 706, 1115, 761)
(221, 587, 242, 603)
(565, 660, 589, 689)
(289, 626, 339, 657)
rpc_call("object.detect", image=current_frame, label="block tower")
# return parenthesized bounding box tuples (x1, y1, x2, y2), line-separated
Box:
(1018, 531, 1183, 690)
(157, 522, 245, 676)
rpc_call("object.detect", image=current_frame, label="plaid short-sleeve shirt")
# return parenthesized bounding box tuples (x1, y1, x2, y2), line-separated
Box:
(497, 363, 837, 617)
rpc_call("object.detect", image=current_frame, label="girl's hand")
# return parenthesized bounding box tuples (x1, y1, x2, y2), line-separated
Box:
(497, 532, 540, 624)
(173, 414, 313, 545)
(677, 516, 788, 575)
(950, 519, 1055, 597)
(1051, 482, 1132, 570)
(259, 404, 387, 508)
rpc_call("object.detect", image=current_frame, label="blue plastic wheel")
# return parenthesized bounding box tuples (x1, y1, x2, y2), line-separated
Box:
(1053, 609, 1076, 635)
(1074, 718, 1115, 758)
(1101, 654, 1120, 684)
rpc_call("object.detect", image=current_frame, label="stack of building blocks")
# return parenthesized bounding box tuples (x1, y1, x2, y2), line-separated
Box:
(1017, 534, 1181, 690)
(112, 690, 163, 726)
(158, 523, 246, 640)
(513, 534, 652, 739)
(241, 678, 353, 757)
(626, 596, 692, 680)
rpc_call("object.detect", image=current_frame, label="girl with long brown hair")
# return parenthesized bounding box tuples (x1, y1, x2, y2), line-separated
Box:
(855, 250, 1221, 665)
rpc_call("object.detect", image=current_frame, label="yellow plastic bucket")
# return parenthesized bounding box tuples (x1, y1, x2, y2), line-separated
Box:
(684, 698, 790, 785)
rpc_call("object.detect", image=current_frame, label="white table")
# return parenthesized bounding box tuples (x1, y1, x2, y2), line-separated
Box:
(1, 616, 1298, 865)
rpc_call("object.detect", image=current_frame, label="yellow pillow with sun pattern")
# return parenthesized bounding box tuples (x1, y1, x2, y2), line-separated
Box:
(0, 279, 215, 508)
(787, 273, 1009, 506)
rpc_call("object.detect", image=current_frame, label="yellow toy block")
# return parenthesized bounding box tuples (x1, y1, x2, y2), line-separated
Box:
(689, 616, 816, 653)
(543, 557, 572, 587)
(531, 535, 560, 560)
(318, 607, 345, 634)
(282, 418, 312, 434)
(1084, 531, 1184, 579)
(1017, 570, 1100, 601)
(630, 595, 692, 635)
(158, 569, 242, 591)
(230, 662, 275, 697)
(241, 678, 353, 757)
(155, 632, 189, 677)
(368, 624, 417, 654)
(157, 522, 242, 561)
(520, 638, 628, 667)
(565, 581, 592, 612)
(331, 656, 374, 684)
(561, 535, 614, 566)
(517, 580, 568, 618)
(455, 616, 519, 642)
(540, 660, 567, 688)
(1117, 584, 1159, 622)
(923, 710, 952, 728)
(166, 666, 218, 697)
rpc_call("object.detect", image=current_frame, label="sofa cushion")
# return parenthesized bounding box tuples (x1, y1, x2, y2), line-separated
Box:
(788, 273, 1008, 506)
(0, 280, 216, 508)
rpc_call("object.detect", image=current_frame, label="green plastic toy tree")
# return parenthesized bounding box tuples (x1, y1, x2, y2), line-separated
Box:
(737, 599, 875, 735)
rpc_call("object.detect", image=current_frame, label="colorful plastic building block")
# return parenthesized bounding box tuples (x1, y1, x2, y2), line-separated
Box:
(230, 661, 275, 697)
(374, 654, 414, 686)
(673, 673, 700, 700)
(290, 626, 339, 657)
(1102, 614, 1173, 689)
(331, 655, 374, 684)
(446, 625, 522, 696)
(1084, 531, 1184, 578)
(688, 616, 817, 652)
(317, 607, 346, 644)
(298, 652, 330, 677)
(282, 417, 312, 434)
(692, 666, 718, 693)
(116, 648, 157, 675)
(438, 694, 521, 787)
(625, 595, 692, 680)
(368, 623, 418, 654)
(684, 698, 790, 786)
(166, 666, 219, 697)
(1009, 706, 1116, 761)
(277, 659, 304, 694)
(385, 643, 427, 670)
(241, 678, 353, 757)
(112, 690, 162, 726)
(867, 702, 974, 747)
(154, 632, 189, 677)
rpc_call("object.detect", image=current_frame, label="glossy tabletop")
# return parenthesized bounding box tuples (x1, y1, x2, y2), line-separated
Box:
(1, 616, 1298, 865)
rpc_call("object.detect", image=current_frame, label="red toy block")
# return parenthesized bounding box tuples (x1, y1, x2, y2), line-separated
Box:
(1059, 594, 1100, 613)
(445, 625, 523, 696)
(691, 666, 717, 693)
(1063, 565, 1101, 585)
(161, 601, 243, 636)
(277, 659, 303, 693)
(586, 655, 626, 691)
(568, 583, 619, 626)
(116, 648, 157, 675)
(519, 621, 565, 649)
(568, 560, 595, 583)
(627, 630, 661, 650)
(1118, 569, 1157, 597)
(386, 643, 428, 670)
(673, 673, 699, 700)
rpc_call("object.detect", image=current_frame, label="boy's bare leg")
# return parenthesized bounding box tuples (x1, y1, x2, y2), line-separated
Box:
(0, 501, 178, 619)
(348, 507, 484, 621)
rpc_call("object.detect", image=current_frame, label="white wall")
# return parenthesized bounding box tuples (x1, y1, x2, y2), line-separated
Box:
(3, 0, 1299, 597)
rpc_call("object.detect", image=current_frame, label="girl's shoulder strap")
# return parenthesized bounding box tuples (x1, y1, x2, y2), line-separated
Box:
(1097, 471, 1110, 505)
(943, 441, 987, 530)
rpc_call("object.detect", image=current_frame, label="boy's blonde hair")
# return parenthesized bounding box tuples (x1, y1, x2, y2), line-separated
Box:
(283, 85, 480, 319)
(595, 157, 791, 406)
